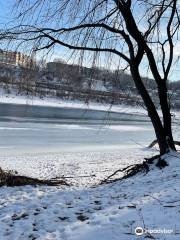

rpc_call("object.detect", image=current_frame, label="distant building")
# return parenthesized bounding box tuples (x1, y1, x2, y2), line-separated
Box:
(47, 61, 62, 73)
(0, 49, 36, 68)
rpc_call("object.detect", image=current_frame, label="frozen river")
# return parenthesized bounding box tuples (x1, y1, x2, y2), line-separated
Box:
(0, 116, 156, 185)
(0, 115, 179, 185)
(0, 116, 154, 156)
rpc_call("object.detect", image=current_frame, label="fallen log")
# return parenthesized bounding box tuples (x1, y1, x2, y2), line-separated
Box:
(0, 168, 69, 187)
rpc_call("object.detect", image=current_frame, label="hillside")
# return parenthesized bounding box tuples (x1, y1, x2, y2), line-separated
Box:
(0, 62, 180, 109)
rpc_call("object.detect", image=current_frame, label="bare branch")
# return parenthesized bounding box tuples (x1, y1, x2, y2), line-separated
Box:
(164, 0, 177, 80)
(36, 32, 130, 63)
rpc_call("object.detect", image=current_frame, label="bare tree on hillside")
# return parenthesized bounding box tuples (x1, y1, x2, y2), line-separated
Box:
(2, 0, 180, 155)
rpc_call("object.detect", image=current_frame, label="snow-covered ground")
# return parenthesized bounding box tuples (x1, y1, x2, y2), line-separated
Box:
(0, 148, 180, 240)
(0, 91, 148, 116)
(1, 92, 180, 121)
(0, 148, 152, 186)
(0, 91, 180, 239)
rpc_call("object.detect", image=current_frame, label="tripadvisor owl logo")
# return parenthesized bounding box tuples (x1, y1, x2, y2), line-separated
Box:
(135, 227, 144, 236)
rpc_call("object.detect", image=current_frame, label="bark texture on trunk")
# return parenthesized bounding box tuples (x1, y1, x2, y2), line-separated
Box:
(158, 84, 176, 150)
(130, 65, 169, 155)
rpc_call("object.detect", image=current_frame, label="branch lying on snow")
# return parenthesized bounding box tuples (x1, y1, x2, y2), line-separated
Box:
(63, 174, 96, 178)
(99, 154, 169, 185)
(148, 139, 180, 148)
(0, 168, 69, 187)
(144, 194, 180, 208)
(100, 161, 150, 185)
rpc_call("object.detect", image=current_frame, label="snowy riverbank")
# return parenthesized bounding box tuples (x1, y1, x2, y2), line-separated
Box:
(0, 92, 148, 116)
(0, 149, 180, 239)
(0, 93, 180, 121)
(0, 93, 180, 239)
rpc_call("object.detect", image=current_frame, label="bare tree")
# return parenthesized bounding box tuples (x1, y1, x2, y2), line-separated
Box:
(2, 0, 180, 155)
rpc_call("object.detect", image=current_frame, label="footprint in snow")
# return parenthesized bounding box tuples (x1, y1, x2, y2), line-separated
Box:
(76, 213, 89, 222)
(58, 216, 69, 221)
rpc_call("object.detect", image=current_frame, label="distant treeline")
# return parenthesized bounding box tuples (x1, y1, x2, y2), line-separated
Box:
(0, 61, 179, 108)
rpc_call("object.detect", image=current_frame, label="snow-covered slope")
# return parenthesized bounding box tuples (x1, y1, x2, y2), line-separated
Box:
(0, 150, 180, 240)
(1, 93, 180, 121)
(0, 92, 147, 115)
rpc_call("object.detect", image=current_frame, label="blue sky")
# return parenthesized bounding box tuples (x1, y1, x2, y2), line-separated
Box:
(0, 0, 179, 82)
(0, 1, 14, 25)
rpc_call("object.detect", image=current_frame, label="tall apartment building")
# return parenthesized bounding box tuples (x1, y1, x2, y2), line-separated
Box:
(0, 49, 36, 68)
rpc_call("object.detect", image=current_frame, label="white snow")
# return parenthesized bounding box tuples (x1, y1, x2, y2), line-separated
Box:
(0, 91, 180, 239)
(106, 125, 151, 131)
(0, 127, 32, 130)
(53, 124, 96, 130)
(0, 148, 150, 186)
(51, 124, 150, 131)
(1, 92, 180, 121)
(0, 148, 180, 239)
(0, 91, 148, 116)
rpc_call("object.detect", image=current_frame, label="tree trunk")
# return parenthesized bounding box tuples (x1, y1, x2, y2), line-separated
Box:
(158, 84, 176, 150)
(116, 0, 176, 153)
(130, 65, 169, 155)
